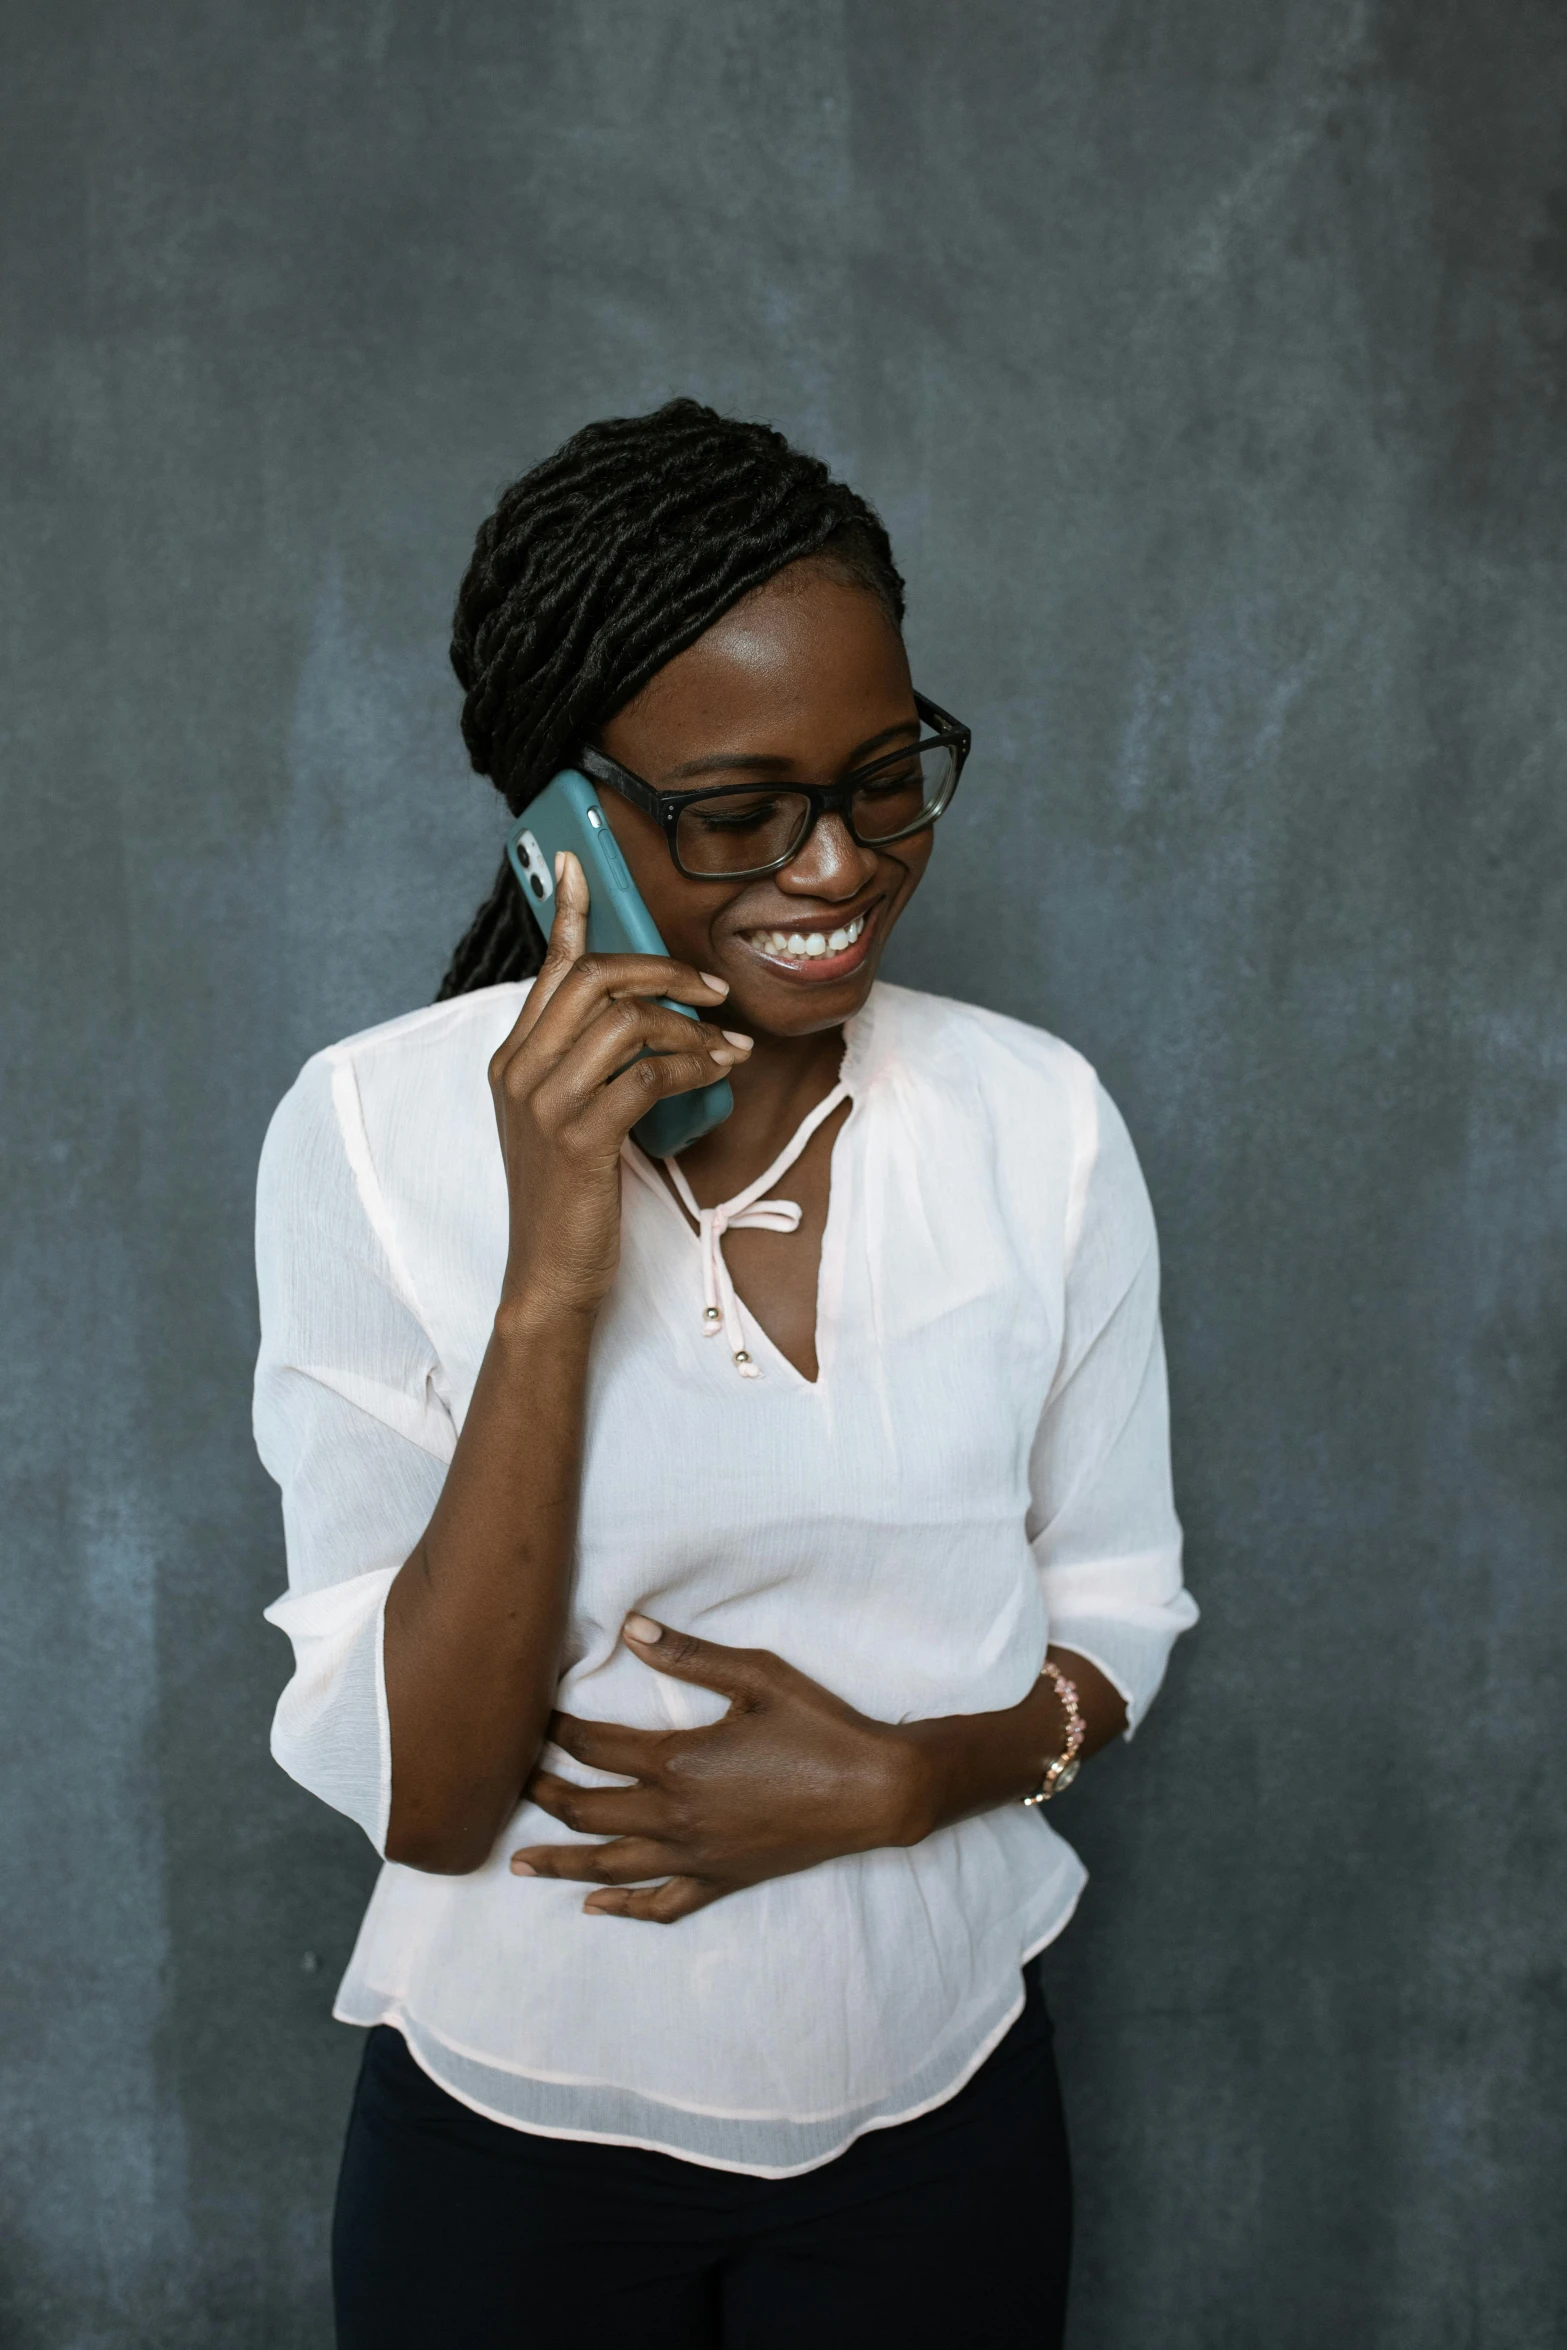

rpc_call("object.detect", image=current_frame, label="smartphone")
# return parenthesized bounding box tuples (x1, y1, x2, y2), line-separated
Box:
(507, 769, 735, 1160)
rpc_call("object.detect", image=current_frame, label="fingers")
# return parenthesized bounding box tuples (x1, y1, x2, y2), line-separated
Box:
(549, 1712, 664, 1777)
(521, 1768, 662, 1838)
(621, 1616, 774, 1707)
(530, 998, 749, 1123)
(583, 1877, 717, 1924)
(591, 1043, 743, 1129)
(526, 944, 733, 1063)
(509, 1835, 679, 1886)
(489, 847, 734, 1081)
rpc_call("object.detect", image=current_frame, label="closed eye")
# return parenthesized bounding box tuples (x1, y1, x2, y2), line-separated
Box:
(687, 794, 795, 831)
(853, 760, 923, 798)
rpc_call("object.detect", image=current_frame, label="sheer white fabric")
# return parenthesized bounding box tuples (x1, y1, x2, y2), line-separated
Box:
(255, 979, 1196, 2175)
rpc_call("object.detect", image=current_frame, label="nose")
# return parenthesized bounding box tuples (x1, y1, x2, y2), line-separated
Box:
(775, 811, 878, 901)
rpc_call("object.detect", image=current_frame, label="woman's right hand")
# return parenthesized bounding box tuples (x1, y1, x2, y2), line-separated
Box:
(488, 852, 748, 1324)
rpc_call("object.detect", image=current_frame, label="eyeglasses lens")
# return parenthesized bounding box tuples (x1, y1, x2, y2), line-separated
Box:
(849, 743, 956, 842)
(674, 790, 814, 877)
(673, 746, 956, 876)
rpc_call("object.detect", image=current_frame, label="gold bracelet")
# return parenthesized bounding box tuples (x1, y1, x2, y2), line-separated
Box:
(1021, 1657, 1084, 1806)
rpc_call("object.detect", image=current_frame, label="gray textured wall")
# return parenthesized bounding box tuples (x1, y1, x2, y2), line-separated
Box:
(3, 3, 1563, 2343)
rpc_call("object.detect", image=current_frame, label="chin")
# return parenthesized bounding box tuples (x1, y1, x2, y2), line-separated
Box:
(739, 962, 882, 1041)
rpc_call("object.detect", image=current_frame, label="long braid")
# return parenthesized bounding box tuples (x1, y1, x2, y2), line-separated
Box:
(437, 400, 904, 998)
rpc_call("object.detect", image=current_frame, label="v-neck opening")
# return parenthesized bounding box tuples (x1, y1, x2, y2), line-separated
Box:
(621, 1011, 872, 1391)
(623, 1096, 853, 1393)
(728, 1091, 854, 1392)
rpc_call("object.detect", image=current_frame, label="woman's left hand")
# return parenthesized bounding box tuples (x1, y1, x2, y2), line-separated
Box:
(509, 1615, 922, 1923)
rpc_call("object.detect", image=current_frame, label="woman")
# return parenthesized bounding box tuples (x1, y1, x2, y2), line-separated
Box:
(255, 399, 1196, 2348)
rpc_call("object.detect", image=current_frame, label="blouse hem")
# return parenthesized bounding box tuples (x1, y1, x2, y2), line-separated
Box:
(331, 1872, 1086, 2180)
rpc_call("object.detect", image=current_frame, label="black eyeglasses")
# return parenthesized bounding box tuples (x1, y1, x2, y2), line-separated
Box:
(578, 692, 971, 882)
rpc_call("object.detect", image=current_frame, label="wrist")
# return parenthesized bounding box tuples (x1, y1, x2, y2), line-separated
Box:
(882, 1672, 1087, 1843)
(1021, 1658, 1085, 1806)
(491, 1285, 600, 1352)
(878, 1724, 949, 1847)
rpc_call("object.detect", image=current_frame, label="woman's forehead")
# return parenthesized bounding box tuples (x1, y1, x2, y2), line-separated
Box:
(606, 571, 911, 770)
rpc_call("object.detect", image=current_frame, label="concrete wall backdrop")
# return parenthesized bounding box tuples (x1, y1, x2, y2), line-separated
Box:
(2, 3, 1563, 2343)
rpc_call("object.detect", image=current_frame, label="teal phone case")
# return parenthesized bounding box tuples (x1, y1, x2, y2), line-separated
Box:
(507, 770, 734, 1160)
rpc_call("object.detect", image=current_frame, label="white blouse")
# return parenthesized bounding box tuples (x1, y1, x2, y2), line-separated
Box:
(255, 978, 1196, 2176)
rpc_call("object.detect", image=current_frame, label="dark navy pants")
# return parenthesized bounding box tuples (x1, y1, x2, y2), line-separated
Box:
(333, 1958, 1071, 2348)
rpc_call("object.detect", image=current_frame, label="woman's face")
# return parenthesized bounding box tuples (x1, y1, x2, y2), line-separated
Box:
(595, 562, 933, 1040)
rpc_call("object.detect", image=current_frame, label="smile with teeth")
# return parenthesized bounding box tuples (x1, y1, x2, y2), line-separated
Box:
(751, 912, 867, 964)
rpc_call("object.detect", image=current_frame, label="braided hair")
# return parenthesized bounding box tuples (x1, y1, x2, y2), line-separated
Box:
(436, 399, 905, 997)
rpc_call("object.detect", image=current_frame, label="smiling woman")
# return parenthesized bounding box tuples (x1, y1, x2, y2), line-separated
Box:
(253, 401, 1197, 2349)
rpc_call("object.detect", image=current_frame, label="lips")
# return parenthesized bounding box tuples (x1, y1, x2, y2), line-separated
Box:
(740, 901, 879, 981)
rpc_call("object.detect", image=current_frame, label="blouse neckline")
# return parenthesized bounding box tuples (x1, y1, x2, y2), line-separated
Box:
(619, 1002, 874, 1389)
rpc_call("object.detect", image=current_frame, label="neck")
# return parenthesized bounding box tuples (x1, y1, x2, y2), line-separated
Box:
(677, 1020, 846, 1192)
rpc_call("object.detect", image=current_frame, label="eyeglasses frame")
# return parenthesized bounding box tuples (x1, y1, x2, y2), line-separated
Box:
(576, 691, 972, 882)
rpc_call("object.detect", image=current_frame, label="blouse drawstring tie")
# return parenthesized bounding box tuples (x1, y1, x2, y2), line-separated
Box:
(647, 1079, 851, 1377)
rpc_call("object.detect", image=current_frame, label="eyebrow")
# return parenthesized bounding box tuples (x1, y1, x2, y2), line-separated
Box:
(662, 718, 920, 784)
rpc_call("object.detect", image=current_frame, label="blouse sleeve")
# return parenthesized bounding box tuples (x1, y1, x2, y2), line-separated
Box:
(253, 1049, 455, 1852)
(1026, 1074, 1197, 1733)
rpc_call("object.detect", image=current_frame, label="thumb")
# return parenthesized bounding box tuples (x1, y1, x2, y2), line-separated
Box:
(623, 1616, 772, 1706)
(522, 849, 590, 1030)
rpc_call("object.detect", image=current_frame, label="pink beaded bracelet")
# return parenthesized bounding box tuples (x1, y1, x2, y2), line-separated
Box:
(1021, 1657, 1084, 1806)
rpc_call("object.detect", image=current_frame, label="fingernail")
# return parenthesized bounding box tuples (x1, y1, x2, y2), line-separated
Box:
(553, 852, 564, 881)
(700, 973, 729, 994)
(510, 1858, 537, 1876)
(709, 1048, 736, 1068)
(624, 1613, 662, 1645)
(722, 1030, 754, 1050)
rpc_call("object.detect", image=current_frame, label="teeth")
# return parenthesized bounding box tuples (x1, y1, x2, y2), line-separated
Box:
(756, 913, 864, 961)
